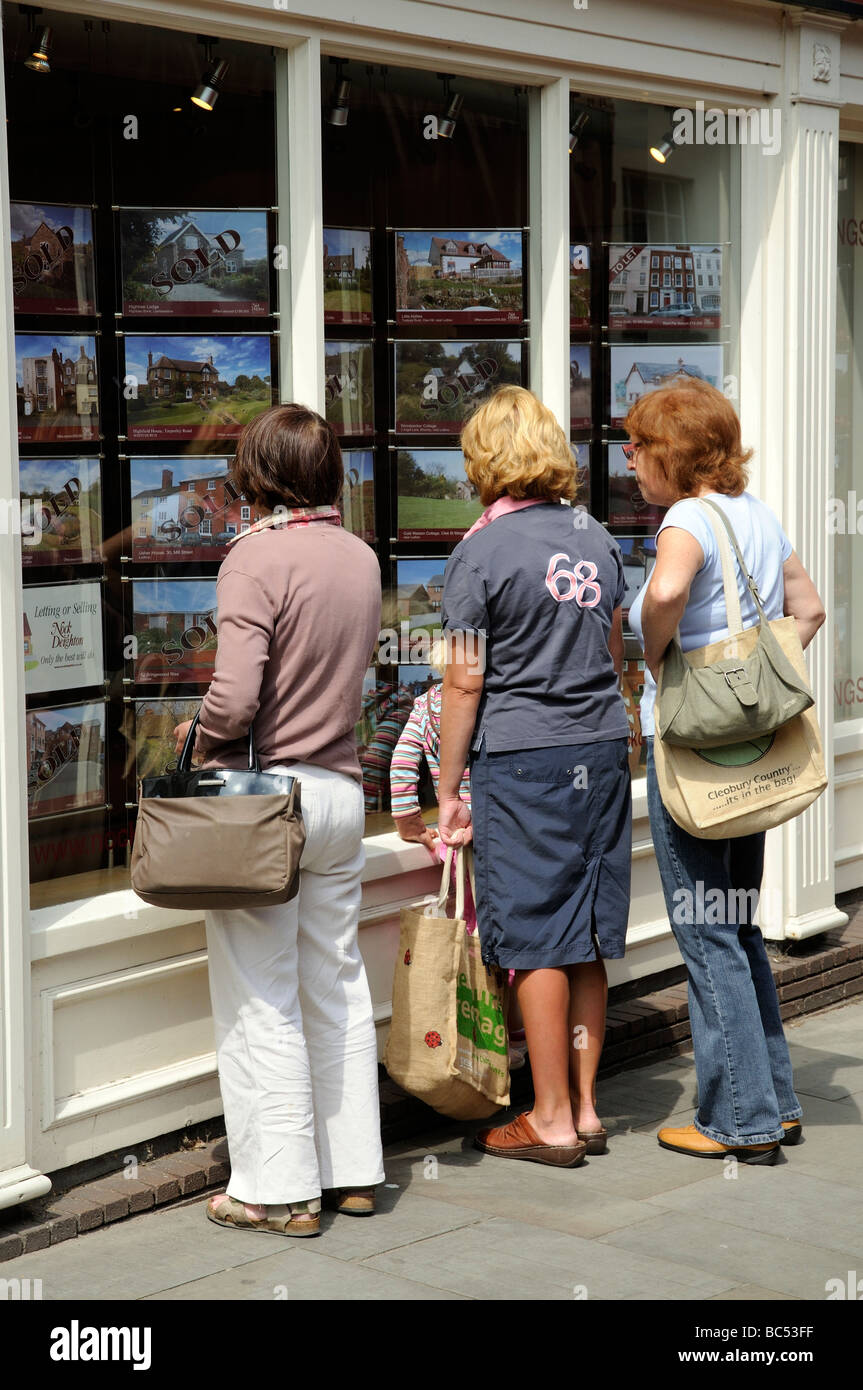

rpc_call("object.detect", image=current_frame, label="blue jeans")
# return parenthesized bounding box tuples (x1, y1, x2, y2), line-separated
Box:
(646, 738, 802, 1145)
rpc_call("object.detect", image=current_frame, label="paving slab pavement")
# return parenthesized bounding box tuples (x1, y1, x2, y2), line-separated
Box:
(2, 999, 862, 1304)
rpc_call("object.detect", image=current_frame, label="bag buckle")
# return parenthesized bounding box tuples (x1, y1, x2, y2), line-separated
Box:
(724, 668, 748, 690)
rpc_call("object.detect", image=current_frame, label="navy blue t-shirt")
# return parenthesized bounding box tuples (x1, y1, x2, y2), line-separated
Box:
(442, 503, 629, 751)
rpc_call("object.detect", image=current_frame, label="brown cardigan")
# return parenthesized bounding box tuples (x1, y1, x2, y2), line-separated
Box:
(195, 523, 381, 780)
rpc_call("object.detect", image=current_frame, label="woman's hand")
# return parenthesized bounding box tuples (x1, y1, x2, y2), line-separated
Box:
(173, 720, 194, 757)
(438, 794, 473, 847)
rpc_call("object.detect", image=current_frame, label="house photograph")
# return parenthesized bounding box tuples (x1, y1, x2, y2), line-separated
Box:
(323, 228, 372, 324)
(123, 334, 273, 440)
(394, 339, 522, 434)
(120, 208, 269, 316)
(607, 441, 665, 528)
(570, 242, 590, 328)
(397, 447, 481, 540)
(608, 243, 722, 329)
(340, 449, 375, 542)
(570, 343, 592, 429)
(132, 578, 218, 684)
(10, 201, 96, 315)
(16, 333, 99, 442)
(609, 344, 724, 424)
(25, 702, 106, 819)
(133, 697, 203, 780)
(324, 340, 375, 436)
(129, 457, 258, 562)
(19, 457, 102, 568)
(395, 228, 523, 323)
(388, 558, 447, 640)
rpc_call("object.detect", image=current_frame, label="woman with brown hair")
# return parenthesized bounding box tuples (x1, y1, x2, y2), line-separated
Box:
(625, 379, 825, 1164)
(437, 385, 632, 1167)
(172, 404, 385, 1234)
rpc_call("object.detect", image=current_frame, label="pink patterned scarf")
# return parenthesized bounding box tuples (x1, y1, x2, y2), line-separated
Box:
(462, 495, 546, 540)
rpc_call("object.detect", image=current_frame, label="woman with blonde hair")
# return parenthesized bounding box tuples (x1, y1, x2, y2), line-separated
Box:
(625, 378, 825, 1163)
(437, 385, 632, 1166)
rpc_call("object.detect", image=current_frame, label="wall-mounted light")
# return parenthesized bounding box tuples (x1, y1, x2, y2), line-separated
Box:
(191, 39, 228, 111)
(437, 76, 462, 140)
(569, 110, 589, 155)
(326, 60, 351, 126)
(25, 25, 51, 74)
(649, 129, 676, 164)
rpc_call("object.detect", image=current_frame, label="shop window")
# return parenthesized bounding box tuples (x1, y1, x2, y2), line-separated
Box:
(572, 96, 738, 777)
(6, 6, 277, 906)
(835, 144, 863, 724)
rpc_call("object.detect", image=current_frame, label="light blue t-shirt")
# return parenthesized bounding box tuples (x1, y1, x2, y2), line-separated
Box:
(628, 491, 793, 736)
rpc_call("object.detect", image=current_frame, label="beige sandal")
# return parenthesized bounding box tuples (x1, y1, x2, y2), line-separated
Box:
(206, 1192, 321, 1237)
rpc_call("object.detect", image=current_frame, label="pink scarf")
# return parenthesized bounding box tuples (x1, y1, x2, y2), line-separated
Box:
(462, 495, 546, 540)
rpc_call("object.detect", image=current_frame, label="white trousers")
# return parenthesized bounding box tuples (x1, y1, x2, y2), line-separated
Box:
(205, 762, 385, 1204)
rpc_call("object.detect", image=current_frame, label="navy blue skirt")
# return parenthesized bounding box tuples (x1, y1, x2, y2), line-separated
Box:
(469, 738, 632, 969)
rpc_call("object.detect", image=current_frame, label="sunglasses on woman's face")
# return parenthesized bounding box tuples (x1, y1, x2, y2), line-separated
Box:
(621, 441, 641, 461)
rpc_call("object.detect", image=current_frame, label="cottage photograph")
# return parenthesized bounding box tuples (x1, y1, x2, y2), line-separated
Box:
(388, 558, 447, 640)
(323, 228, 372, 324)
(129, 457, 257, 562)
(324, 339, 375, 436)
(19, 457, 102, 568)
(394, 339, 523, 434)
(395, 229, 523, 323)
(120, 209, 269, 316)
(16, 333, 99, 442)
(11, 201, 96, 315)
(26, 702, 106, 820)
(609, 344, 724, 425)
(340, 449, 375, 542)
(123, 334, 273, 441)
(570, 342, 592, 429)
(608, 243, 722, 330)
(396, 448, 481, 540)
(131, 578, 218, 684)
(570, 242, 590, 328)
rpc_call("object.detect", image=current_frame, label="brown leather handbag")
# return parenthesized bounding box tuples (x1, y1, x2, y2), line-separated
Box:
(131, 714, 305, 910)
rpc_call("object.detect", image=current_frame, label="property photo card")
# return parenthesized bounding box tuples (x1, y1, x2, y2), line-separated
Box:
(615, 535, 657, 622)
(607, 441, 665, 527)
(396, 448, 481, 542)
(23, 580, 104, 697)
(122, 334, 273, 441)
(129, 457, 263, 563)
(26, 701, 107, 819)
(340, 449, 376, 543)
(324, 228, 372, 325)
(570, 243, 590, 329)
(394, 339, 523, 435)
(324, 340, 375, 437)
(131, 578, 218, 685)
(609, 344, 724, 426)
(395, 229, 524, 325)
(16, 334, 100, 443)
(119, 208, 269, 316)
(19, 458, 102, 568)
(570, 343, 592, 430)
(11, 201, 96, 316)
(572, 441, 591, 514)
(133, 697, 203, 780)
(608, 243, 722, 330)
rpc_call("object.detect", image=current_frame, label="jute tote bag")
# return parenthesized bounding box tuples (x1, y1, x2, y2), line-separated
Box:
(654, 504, 827, 839)
(384, 846, 510, 1121)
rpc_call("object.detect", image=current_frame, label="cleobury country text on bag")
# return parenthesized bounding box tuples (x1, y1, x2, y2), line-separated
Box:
(130, 712, 305, 910)
(654, 500, 826, 839)
(656, 498, 814, 749)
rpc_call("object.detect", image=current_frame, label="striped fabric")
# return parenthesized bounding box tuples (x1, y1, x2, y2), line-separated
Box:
(390, 683, 471, 819)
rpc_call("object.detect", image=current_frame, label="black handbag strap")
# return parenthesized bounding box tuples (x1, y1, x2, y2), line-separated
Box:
(178, 711, 261, 773)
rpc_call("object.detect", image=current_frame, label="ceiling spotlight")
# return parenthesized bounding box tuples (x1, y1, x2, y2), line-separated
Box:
(327, 78, 351, 127)
(568, 110, 589, 155)
(191, 41, 228, 111)
(649, 131, 675, 164)
(25, 26, 52, 74)
(437, 78, 462, 140)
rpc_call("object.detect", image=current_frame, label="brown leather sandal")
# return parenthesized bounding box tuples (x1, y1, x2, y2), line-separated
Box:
(322, 1187, 376, 1216)
(475, 1112, 587, 1168)
(576, 1128, 608, 1155)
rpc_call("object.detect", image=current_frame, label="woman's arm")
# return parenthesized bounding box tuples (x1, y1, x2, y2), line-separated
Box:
(391, 699, 438, 853)
(609, 604, 624, 683)
(194, 567, 275, 753)
(782, 551, 826, 650)
(640, 527, 704, 681)
(437, 633, 485, 846)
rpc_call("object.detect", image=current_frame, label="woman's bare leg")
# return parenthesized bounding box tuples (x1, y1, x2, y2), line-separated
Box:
(568, 959, 608, 1134)
(514, 967, 579, 1144)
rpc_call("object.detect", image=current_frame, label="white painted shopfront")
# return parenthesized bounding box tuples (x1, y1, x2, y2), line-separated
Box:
(0, 0, 860, 1208)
